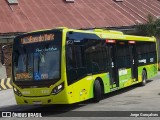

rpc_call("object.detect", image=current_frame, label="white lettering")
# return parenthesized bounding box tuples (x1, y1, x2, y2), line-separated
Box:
(140, 113, 158, 117)
(22, 91, 30, 95)
(41, 90, 50, 94)
(138, 59, 146, 63)
(119, 69, 127, 76)
(36, 47, 57, 53)
(150, 58, 154, 62)
(130, 113, 139, 117)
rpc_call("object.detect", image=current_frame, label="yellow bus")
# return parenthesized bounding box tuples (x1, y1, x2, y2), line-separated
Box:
(2, 27, 158, 104)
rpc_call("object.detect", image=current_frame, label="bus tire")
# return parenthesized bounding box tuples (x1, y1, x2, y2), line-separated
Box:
(93, 80, 102, 103)
(140, 70, 147, 86)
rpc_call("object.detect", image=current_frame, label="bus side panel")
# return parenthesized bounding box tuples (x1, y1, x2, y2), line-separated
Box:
(67, 73, 111, 103)
(138, 64, 158, 82)
(146, 64, 158, 79)
(92, 73, 111, 94)
(118, 68, 133, 89)
(66, 76, 94, 103)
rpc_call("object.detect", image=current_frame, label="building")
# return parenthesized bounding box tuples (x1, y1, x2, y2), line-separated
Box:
(0, 0, 160, 77)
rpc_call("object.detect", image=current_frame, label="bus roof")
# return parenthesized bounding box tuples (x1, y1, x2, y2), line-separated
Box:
(66, 28, 156, 42)
(25, 27, 156, 42)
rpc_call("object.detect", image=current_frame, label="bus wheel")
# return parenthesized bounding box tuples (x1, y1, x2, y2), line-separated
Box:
(140, 70, 147, 86)
(93, 80, 102, 103)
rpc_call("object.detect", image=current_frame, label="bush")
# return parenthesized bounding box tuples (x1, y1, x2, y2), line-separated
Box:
(159, 62, 160, 71)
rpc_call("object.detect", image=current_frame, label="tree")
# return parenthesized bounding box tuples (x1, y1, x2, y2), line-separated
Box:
(136, 14, 160, 37)
(136, 14, 160, 70)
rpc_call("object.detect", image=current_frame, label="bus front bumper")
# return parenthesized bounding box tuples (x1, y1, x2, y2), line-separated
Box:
(14, 94, 69, 105)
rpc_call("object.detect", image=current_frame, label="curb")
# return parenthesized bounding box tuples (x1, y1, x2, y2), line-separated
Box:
(0, 78, 12, 91)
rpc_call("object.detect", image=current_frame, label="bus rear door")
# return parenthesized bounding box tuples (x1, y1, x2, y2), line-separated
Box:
(107, 41, 119, 89)
(129, 41, 138, 81)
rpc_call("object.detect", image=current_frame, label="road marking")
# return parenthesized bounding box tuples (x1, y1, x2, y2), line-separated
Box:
(0, 78, 12, 90)
(1, 79, 7, 89)
(6, 78, 12, 88)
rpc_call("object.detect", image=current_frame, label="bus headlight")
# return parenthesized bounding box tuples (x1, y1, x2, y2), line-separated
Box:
(51, 82, 64, 95)
(13, 87, 22, 97)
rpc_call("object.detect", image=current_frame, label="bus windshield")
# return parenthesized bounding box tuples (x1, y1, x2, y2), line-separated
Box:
(13, 32, 61, 82)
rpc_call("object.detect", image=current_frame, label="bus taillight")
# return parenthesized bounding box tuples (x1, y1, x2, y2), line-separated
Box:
(129, 41, 136, 44)
(106, 40, 116, 43)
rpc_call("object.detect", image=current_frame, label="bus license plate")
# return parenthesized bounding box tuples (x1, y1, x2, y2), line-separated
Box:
(33, 101, 42, 105)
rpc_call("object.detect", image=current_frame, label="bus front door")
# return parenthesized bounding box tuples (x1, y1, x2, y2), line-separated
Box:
(108, 44, 119, 88)
(129, 44, 138, 81)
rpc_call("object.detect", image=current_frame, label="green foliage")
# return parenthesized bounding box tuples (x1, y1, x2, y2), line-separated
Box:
(136, 14, 160, 37)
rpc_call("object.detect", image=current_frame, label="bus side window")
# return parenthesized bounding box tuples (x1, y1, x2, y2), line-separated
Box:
(117, 42, 130, 69)
(66, 43, 87, 85)
(137, 42, 157, 64)
(66, 45, 77, 85)
(67, 45, 76, 69)
(85, 40, 106, 74)
(74, 45, 86, 79)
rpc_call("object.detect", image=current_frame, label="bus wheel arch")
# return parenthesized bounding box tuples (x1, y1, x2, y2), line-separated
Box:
(96, 77, 104, 95)
(140, 68, 147, 86)
(92, 77, 104, 103)
(142, 68, 147, 79)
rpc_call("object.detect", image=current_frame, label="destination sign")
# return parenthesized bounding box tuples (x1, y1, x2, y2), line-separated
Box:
(21, 34, 54, 44)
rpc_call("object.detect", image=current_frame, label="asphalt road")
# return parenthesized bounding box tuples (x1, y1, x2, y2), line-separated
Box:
(0, 72, 160, 120)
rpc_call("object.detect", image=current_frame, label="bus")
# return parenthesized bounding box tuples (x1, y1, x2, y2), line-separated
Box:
(1, 27, 158, 104)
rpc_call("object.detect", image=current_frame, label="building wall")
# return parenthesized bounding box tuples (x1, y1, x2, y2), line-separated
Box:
(0, 62, 7, 79)
(0, 38, 13, 78)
